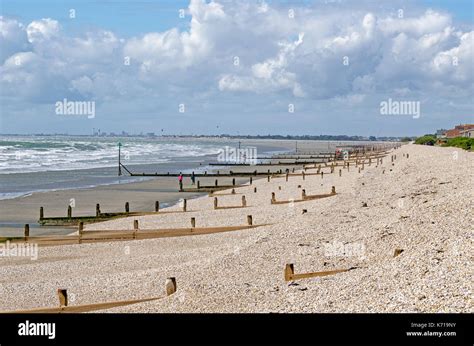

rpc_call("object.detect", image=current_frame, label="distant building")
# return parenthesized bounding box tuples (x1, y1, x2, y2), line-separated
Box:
(445, 129, 461, 138)
(435, 129, 447, 138)
(454, 124, 474, 131)
(460, 129, 474, 138)
(444, 124, 474, 138)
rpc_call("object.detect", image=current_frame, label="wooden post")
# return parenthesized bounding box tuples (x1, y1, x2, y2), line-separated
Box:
(24, 224, 29, 241)
(394, 249, 404, 257)
(339, 169, 342, 177)
(242, 195, 247, 207)
(301, 189, 306, 199)
(214, 197, 218, 209)
(232, 178, 235, 186)
(286, 173, 289, 182)
(250, 177, 253, 185)
(302, 171, 305, 180)
(331, 186, 336, 194)
(182, 199, 187, 212)
(267, 175, 270, 182)
(40, 206, 44, 221)
(125, 202, 129, 213)
(155, 201, 160, 212)
(67, 205, 72, 218)
(197, 181, 200, 189)
(133, 219, 138, 239)
(369, 158, 372, 166)
(271, 192, 276, 204)
(78, 222, 83, 244)
(165, 277, 177, 296)
(96, 203, 101, 217)
(254, 187, 257, 193)
(284, 263, 294, 281)
(191, 217, 196, 228)
(215, 179, 218, 187)
(247, 215, 253, 226)
(321, 171, 324, 179)
(57, 289, 68, 307)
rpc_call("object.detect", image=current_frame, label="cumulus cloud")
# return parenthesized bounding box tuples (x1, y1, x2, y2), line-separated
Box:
(0, 0, 472, 132)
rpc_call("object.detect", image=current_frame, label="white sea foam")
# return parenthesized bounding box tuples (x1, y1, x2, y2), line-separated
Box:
(0, 136, 222, 174)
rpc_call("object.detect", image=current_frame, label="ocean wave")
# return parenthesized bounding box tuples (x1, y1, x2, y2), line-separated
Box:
(0, 136, 223, 174)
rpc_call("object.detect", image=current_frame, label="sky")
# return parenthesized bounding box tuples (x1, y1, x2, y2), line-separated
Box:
(0, 0, 473, 136)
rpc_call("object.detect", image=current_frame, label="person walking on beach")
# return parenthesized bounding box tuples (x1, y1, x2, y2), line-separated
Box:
(191, 172, 195, 185)
(178, 173, 183, 191)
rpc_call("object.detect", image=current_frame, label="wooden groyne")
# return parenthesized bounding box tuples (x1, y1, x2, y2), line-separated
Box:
(38, 200, 189, 226)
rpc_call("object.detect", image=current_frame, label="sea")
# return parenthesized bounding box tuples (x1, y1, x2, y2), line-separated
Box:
(0, 135, 291, 200)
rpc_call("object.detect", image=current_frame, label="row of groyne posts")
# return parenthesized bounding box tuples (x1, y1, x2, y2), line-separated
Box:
(2, 142, 407, 313)
(13, 143, 401, 237)
(32, 142, 401, 227)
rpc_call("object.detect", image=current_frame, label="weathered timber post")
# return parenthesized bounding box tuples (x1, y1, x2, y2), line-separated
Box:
(394, 249, 404, 257)
(125, 202, 129, 213)
(40, 206, 44, 221)
(242, 195, 247, 207)
(284, 264, 294, 281)
(267, 175, 270, 182)
(302, 189, 306, 199)
(191, 217, 196, 228)
(214, 197, 218, 209)
(182, 199, 187, 212)
(215, 179, 218, 187)
(250, 177, 253, 185)
(302, 171, 305, 180)
(57, 289, 68, 307)
(67, 205, 72, 218)
(254, 187, 257, 193)
(247, 215, 253, 226)
(321, 171, 324, 179)
(232, 178, 235, 186)
(271, 192, 276, 204)
(24, 224, 29, 241)
(155, 201, 160, 212)
(286, 173, 289, 182)
(331, 186, 336, 194)
(165, 278, 177, 296)
(339, 169, 342, 177)
(78, 222, 83, 244)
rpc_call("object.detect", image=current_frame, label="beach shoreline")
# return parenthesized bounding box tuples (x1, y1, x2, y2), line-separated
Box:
(0, 143, 472, 313)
